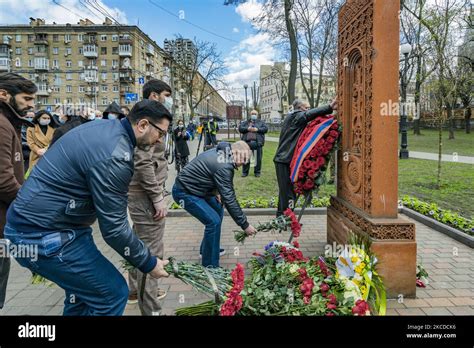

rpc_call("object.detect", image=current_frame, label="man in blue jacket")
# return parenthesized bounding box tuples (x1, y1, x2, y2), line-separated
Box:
(5, 99, 172, 316)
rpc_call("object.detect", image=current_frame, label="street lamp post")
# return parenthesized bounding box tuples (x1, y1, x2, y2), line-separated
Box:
(243, 84, 249, 120)
(399, 43, 412, 159)
(206, 96, 210, 116)
(179, 88, 185, 121)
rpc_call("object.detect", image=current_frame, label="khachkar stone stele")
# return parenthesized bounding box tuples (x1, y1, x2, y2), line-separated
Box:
(327, 0, 416, 298)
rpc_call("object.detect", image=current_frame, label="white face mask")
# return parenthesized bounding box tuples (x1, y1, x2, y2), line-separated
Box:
(108, 113, 118, 120)
(39, 119, 50, 126)
(88, 113, 96, 120)
(164, 96, 173, 111)
(251, 114, 258, 120)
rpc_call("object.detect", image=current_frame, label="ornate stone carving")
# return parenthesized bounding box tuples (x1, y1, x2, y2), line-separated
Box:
(330, 197, 415, 240)
(337, 0, 374, 212)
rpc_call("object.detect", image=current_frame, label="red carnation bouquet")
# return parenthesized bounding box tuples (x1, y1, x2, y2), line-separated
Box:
(290, 116, 341, 196)
(234, 208, 302, 243)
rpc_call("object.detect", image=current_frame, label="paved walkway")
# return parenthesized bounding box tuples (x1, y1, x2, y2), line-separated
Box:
(1, 213, 472, 316)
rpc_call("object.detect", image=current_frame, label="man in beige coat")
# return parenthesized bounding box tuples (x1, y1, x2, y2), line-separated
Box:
(127, 79, 173, 315)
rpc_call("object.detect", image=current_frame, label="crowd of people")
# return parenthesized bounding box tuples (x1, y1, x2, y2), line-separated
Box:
(0, 71, 336, 316)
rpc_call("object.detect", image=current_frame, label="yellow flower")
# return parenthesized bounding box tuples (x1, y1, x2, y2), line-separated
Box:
(351, 256, 359, 263)
(360, 262, 366, 269)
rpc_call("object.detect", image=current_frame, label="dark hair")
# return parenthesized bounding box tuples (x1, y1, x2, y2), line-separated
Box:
(143, 79, 172, 99)
(121, 105, 130, 113)
(127, 99, 172, 124)
(0, 72, 37, 96)
(33, 110, 53, 124)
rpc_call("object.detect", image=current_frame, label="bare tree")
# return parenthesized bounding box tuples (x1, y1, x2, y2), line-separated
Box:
(174, 37, 228, 119)
(404, 0, 468, 188)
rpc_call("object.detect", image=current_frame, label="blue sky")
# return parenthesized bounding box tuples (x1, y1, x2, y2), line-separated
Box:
(0, 0, 276, 100)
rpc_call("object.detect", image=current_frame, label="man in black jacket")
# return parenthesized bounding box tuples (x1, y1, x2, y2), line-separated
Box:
(274, 98, 337, 216)
(50, 107, 94, 146)
(239, 110, 268, 177)
(172, 141, 257, 267)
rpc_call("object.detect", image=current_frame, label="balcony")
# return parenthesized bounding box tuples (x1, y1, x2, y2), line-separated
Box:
(119, 73, 134, 83)
(34, 35, 49, 46)
(83, 44, 98, 58)
(0, 45, 9, 58)
(0, 58, 11, 71)
(145, 71, 153, 77)
(119, 35, 132, 44)
(145, 57, 154, 66)
(118, 44, 132, 57)
(145, 43, 155, 56)
(34, 58, 49, 71)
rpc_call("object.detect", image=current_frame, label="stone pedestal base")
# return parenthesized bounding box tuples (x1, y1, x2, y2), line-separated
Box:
(327, 196, 417, 298)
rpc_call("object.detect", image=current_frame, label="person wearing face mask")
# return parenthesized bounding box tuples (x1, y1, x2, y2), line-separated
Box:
(5, 99, 172, 316)
(0, 72, 37, 309)
(103, 101, 126, 120)
(26, 110, 56, 173)
(126, 79, 173, 315)
(173, 120, 190, 173)
(239, 110, 268, 178)
(273, 98, 337, 217)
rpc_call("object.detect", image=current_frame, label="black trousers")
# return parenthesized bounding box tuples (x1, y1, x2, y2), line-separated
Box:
(275, 161, 296, 217)
(243, 146, 263, 176)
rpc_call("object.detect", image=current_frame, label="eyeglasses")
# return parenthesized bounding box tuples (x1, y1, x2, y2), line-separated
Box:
(148, 120, 167, 138)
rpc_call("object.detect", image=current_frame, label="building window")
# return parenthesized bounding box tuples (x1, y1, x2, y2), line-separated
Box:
(28, 59, 33, 67)
(112, 34, 118, 42)
(53, 34, 59, 42)
(65, 47, 72, 55)
(15, 34, 22, 42)
(53, 47, 59, 55)
(112, 59, 118, 68)
(102, 97, 108, 105)
(78, 60, 83, 67)
(66, 60, 72, 67)
(28, 47, 33, 55)
(79, 97, 85, 104)
(78, 34, 84, 42)
(101, 47, 107, 55)
(112, 47, 118, 55)
(100, 35, 107, 41)
(54, 98, 61, 104)
(101, 85, 108, 92)
(66, 85, 72, 93)
(112, 72, 119, 81)
(79, 86, 85, 92)
(78, 47, 83, 55)
(101, 59, 106, 67)
(66, 98, 72, 103)
(66, 73, 72, 80)
(79, 73, 85, 81)
(15, 47, 21, 55)
(52, 60, 59, 68)
(15, 58, 21, 67)
(64, 34, 71, 43)
(101, 72, 107, 80)
(113, 85, 119, 92)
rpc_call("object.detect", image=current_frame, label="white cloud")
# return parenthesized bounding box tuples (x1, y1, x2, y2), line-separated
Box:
(235, 0, 263, 23)
(0, 0, 127, 25)
(223, 32, 276, 100)
(232, 27, 239, 33)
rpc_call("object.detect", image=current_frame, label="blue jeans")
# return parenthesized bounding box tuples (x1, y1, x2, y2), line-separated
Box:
(172, 184, 224, 267)
(4, 224, 128, 316)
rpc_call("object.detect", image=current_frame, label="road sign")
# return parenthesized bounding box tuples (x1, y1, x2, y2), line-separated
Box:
(138, 77, 145, 84)
(226, 105, 242, 120)
(46, 106, 52, 112)
(125, 93, 138, 102)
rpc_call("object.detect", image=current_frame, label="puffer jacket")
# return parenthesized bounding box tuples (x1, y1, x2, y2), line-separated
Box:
(6, 118, 157, 273)
(176, 142, 249, 230)
(274, 104, 333, 164)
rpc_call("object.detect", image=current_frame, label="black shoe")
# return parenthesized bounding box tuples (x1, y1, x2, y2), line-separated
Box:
(242, 174, 248, 177)
(255, 173, 261, 177)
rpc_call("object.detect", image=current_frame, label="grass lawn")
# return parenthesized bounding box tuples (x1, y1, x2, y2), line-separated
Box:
(402, 129, 474, 157)
(232, 139, 474, 218)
